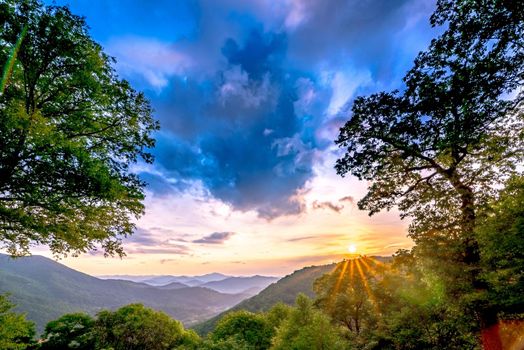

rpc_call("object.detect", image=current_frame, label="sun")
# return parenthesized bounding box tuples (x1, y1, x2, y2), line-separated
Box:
(347, 244, 357, 254)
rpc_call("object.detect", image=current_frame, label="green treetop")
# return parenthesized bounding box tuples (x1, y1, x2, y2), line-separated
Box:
(0, 0, 159, 257)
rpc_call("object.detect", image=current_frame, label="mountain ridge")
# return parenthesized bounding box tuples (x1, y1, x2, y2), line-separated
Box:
(0, 254, 251, 333)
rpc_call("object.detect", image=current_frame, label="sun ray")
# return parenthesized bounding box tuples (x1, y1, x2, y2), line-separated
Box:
(359, 256, 373, 271)
(332, 259, 349, 297)
(355, 258, 380, 313)
(349, 258, 355, 282)
(365, 256, 385, 266)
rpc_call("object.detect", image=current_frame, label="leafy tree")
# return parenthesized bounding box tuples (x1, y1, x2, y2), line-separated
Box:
(0, 294, 35, 350)
(271, 294, 344, 350)
(0, 0, 158, 257)
(264, 302, 291, 333)
(93, 304, 189, 350)
(200, 337, 252, 350)
(335, 0, 524, 338)
(314, 259, 377, 337)
(177, 329, 203, 350)
(211, 310, 272, 350)
(40, 313, 95, 350)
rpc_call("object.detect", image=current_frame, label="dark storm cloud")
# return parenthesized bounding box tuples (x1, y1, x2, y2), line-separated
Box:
(286, 0, 438, 80)
(56, 0, 439, 219)
(193, 232, 235, 244)
(151, 29, 324, 218)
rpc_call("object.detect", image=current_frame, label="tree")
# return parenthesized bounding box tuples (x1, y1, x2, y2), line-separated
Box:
(0, 294, 35, 350)
(40, 313, 95, 350)
(0, 0, 158, 257)
(211, 310, 273, 350)
(271, 294, 344, 350)
(314, 258, 377, 337)
(335, 0, 524, 340)
(93, 304, 189, 350)
(264, 302, 292, 333)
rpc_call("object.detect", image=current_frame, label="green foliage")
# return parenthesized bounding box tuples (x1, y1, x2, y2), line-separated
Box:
(475, 176, 524, 315)
(40, 313, 95, 350)
(371, 255, 479, 350)
(37, 304, 205, 350)
(0, 294, 35, 350)
(93, 304, 188, 350)
(264, 303, 291, 332)
(199, 337, 252, 350)
(312, 257, 480, 349)
(0, 0, 159, 257)
(211, 310, 272, 350)
(271, 294, 345, 350)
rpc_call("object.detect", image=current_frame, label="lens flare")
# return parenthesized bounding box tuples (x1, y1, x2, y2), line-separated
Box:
(1, 24, 28, 95)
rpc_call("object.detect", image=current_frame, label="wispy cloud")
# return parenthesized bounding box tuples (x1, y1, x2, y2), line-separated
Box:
(124, 227, 192, 255)
(312, 200, 344, 213)
(339, 196, 355, 204)
(193, 232, 235, 244)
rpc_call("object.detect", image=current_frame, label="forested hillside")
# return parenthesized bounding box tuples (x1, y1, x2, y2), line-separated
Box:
(193, 262, 337, 335)
(0, 254, 249, 332)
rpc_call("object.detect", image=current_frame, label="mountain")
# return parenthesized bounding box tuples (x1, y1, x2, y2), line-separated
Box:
(0, 254, 250, 333)
(192, 263, 337, 335)
(101, 272, 231, 287)
(199, 276, 279, 294)
(156, 281, 189, 290)
(100, 273, 277, 295)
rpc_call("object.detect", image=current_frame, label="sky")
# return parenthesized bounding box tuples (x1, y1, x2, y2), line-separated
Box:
(37, 0, 440, 276)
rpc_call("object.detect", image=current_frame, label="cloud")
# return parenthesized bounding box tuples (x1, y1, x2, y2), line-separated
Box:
(147, 28, 324, 219)
(193, 232, 235, 244)
(125, 227, 191, 255)
(339, 196, 355, 204)
(285, 0, 437, 75)
(61, 0, 438, 220)
(106, 37, 191, 90)
(286, 235, 315, 242)
(285, 233, 348, 243)
(312, 200, 344, 213)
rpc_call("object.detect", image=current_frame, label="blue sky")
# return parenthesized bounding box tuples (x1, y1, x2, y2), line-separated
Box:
(48, 0, 440, 275)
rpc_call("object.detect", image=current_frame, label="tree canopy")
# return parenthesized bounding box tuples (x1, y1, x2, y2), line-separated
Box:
(335, 0, 524, 345)
(40, 313, 95, 350)
(0, 294, 35, 350)
(211, 310, 273, 350)
(336, 0, 524, 242)
(94, 304, 188, 350)
(0, 0, 158, 256)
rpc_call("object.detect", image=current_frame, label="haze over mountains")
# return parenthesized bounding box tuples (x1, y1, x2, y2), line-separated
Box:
(99, 273, 278, 294)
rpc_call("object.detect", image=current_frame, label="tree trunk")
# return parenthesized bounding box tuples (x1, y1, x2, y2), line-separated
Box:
(450, 176, 502, 350)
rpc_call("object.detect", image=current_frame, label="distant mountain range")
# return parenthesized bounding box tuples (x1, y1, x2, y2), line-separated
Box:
(0, 254, 274, 334)
(99, 273, 279, 294)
